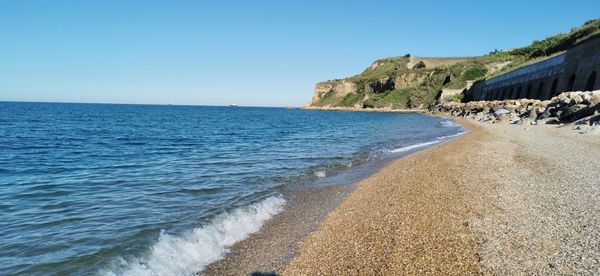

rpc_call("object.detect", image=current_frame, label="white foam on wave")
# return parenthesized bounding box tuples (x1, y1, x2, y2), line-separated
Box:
(436, 131, 468, 140)
(440, 120, 458, 127)
(99, 195, 286, 276)
(387, 129, 469, 154)
(387, 140, 440, 153)
(314, 170, 326, 178)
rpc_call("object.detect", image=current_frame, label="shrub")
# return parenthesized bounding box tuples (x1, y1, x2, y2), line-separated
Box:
(452, 93, 464, 102)
(463, 67, 487, 80)
(414, 61, 426, 68)
(313, 90, 339, 106)
(362, 100, 375, 108)
(338, 93, 362, 107)
(509, 18, 600, 58)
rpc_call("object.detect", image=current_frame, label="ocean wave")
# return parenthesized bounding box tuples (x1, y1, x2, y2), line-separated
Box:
(436, 131, 468, 140)
(314, 170, 326, 178)
(440, 119, 458, 127)
(178, 187, 224, 195)
(386, 129, 468, 154)
(99, 195, 286, 276)
(387, 140, 440, 153)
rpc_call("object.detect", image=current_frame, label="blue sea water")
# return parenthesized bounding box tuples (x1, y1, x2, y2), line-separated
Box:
(0, 102, 466, 275)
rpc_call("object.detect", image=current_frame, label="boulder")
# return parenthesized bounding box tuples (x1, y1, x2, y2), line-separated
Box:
(556, 105, 572, 119)
(570, 104, 587, 114)
(558, 93, 570, 104)
(572, 94, 585, 104)
(524, 107, 539, 124)
(582, 93, 592, 105)
(494, 108, 510, 116)
(496, 114, 511, 124)
(433, 90, 600, 125)
(591, 91, 600, 106)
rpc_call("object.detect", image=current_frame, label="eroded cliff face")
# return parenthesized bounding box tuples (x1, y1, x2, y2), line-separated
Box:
(312, 74, 423, 102)
(307, 56, 461, 109)
(312, 80, 357, 102)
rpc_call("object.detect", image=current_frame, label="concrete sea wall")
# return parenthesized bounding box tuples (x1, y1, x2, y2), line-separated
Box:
(465, 36, 600, 101)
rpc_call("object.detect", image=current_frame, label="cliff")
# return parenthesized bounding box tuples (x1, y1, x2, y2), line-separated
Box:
(306, 18, 600, 110)
(307, 56, 500, 109)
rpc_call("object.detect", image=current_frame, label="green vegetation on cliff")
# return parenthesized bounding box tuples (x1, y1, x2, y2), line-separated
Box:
(310, 18, 600, 109)
(363, 88, 415, 109)
(339, 92, 363, 107)
(349, 56, 411, 83)
(510, 18, 600, 58)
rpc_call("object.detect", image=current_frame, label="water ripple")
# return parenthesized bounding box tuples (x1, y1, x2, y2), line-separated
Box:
(0, 103, 466, 275)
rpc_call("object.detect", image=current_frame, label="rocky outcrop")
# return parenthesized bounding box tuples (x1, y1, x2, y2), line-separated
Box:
(433, 90, 600, 126)
(308, 56, 469, 108)
(394, 73, 424, 90)
(312, 80, 357, 102)
(310, 73, 427, 106)
(439, 88, 465, 103)
(364, 77, 395, 93)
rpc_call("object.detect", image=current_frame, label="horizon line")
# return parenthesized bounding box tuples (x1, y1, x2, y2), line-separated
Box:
(0, 100, 292, 108)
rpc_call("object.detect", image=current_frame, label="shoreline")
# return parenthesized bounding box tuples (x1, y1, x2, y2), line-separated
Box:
(204, 181, 357, 275)
(206, 116, 600, 274)
(204, 131, 464, 275)
(301, 106, 423, 113)
(282, 118, 600, 274)
(203, 118, 468, 275)
(281, 120, 482, 274)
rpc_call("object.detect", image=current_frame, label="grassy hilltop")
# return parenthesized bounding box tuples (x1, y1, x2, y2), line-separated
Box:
(308, 18, 600, 109)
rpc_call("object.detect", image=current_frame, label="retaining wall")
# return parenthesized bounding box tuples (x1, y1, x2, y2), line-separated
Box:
(465, 36, 600, 101)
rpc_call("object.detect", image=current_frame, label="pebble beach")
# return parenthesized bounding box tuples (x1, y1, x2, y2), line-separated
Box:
(208, 118, 600, 275)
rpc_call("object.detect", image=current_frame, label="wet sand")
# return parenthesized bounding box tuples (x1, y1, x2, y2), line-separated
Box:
(206, 118, 600, 275)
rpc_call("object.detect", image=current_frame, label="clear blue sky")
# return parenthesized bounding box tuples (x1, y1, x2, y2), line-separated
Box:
(1, 0, 598, 106)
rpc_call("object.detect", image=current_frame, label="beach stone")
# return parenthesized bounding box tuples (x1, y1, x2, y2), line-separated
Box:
(434, 91, 600, 126)
(582, 93, 592, 105)
(528, 107, 539, 122)
(497, 115, 511, 124)
(558, 93, 570, 104)
(556, 105, 573, 119)
(569, 104, 587, 114)
(591, 91, 600, 106)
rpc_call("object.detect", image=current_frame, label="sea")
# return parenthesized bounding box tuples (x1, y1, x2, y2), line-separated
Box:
(0, 102, 466, 275)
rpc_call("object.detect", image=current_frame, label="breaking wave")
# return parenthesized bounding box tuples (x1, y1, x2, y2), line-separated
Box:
(387, 128, 467, 154)
(100, 195, 286, 276)
(436, 131, 468, 140)
(440, 119, 458, 127)
(314, 170, 326, 178)
(387, 140, 440, 153)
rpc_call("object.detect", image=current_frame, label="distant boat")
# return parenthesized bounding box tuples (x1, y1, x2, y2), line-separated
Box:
(229, 104, 238, 107)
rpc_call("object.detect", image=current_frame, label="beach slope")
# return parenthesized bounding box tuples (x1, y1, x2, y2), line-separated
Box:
(282, 120, 600, 274)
